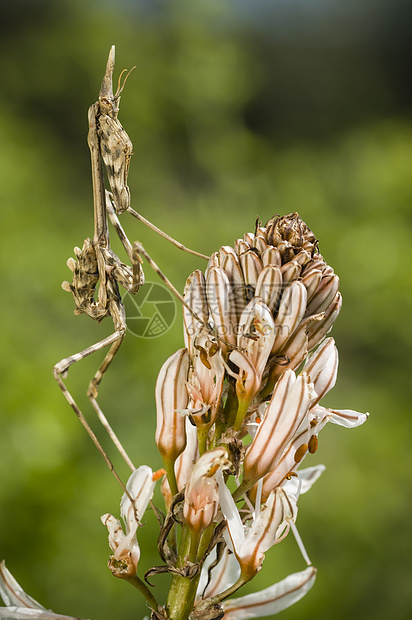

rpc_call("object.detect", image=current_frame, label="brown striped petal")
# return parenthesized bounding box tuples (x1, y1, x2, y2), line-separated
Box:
(254, 235, 268, 255)
(294, 249, 311, 267)
(258, 426, 311, 500)
(301, 259, 326, 276)
(155, 348, 189, 462)
(240, 249, 263, 289)
(303, 337, 338, 405)
(183, 448, 230, 533)
(305, 274, 340, 317)
(234, 238, 250, 256)
(219, 245, 237, 264)
(256, 225, 267, 238)
(272, 281, 307, 354)
(307, 292, 342, 351)
(183, 270, 209, 352)
(222, 567, 317, 619)
(236, 488, 296, 576)
(243, 370, 312, 484)
(243, 232, 255, 246)
(205, 251, 220, 276)
(300, 269, 322, 302)
(206, 266, 237, 349)
(255, 265, 283, 312)
(281, 260, 301, 284)
(221, 252, 248, 318)
(262, 246, 282, 268)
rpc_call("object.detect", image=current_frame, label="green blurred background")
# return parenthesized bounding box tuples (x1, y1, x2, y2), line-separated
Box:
(1, 1, 411, 618)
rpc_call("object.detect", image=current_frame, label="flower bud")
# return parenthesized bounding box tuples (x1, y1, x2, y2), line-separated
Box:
(155, 348, 189, 463)
(255, 265, 283, 313)
(303, 337, 338, 405)
(206, 267, 238, 351)
(244, 370, 314, 485)
(183, 270, 209, 351)
(272, 281, 307, 354)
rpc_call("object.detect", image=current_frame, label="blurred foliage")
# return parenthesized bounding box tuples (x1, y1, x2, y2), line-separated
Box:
(0, 1, 411, 619)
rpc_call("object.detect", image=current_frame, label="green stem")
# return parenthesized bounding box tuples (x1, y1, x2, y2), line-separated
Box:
(165, 523, 216, 620)
(166, 526, 200, 620)
(163, 458, 179, 497)
(233, 398, 250, 431)
(122, 573, 159, 611)
(196, 522, 215, 562)
(232, 479, 252, 503)
(209, 574, 250, 605)
(197, 425, 209, 455)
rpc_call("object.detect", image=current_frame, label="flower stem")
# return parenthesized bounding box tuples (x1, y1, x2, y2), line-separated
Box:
(209, 574, 249, 604)
(232, 479, 252, 502)
(163, 458, 179, 497)
(197, 425, 209, 455)
(233, 399, 250, 431)
(166, 526, 200, 620)
(122, 572, 159, 611)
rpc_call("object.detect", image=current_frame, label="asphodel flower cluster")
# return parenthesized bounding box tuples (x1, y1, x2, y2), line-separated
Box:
(99, 213, 368, 620)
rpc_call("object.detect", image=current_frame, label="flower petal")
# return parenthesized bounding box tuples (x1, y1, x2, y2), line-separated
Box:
(261, 246, 281, 268)
(303, 337, 338, 404)
(239, 250, 263, 289)
(328, 408, 369, 428)
(206, 267, 237, 350)
(272, 282, 307, 354)
(184, 450, 230, 533)
(237, 489, 296, 575)
(307, 292, 342, 351)
(220, 252, 247, 319)
(120, 465, 156, 526)
(101, 513, 140, 566)
(196, 547, 241, 599)
(244, 371, 313, 484)
(216, 470, 245, 553)
(282, 465, 326, 498)
(155, 348, 189, 462)
(255, 266, 283, 313)
(0, 609, 85, 619)
(305, 274, 339, 317)
(0, 562, 44, 610)
(222, 566, 317, 619)
(183, 270, 209, 351)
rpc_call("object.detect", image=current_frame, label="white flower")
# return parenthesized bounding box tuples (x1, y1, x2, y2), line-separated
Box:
(183, 449, 231, 533)
(196, 548, 241, 600)
(186, 329, 225, 427)
(101, 465, 156, 571)
(216, 471, 296, 579)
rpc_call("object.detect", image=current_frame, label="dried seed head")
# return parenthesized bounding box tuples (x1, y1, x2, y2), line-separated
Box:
(265, 212, 317, 258)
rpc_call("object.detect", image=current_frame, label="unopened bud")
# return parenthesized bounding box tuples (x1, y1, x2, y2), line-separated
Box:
(155, 348, 189, 463)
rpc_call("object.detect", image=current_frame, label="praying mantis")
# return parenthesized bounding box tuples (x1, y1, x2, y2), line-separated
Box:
(53, 46, 209, 494)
